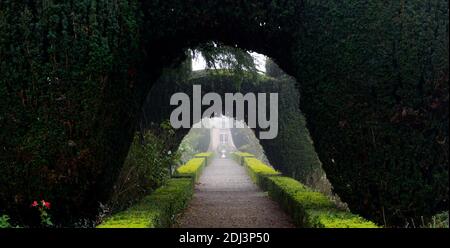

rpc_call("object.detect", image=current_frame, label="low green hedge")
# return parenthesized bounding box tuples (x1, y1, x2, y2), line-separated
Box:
(242, 157, 281, 184)
(241, 155, 378, 228)
(194, 152, 215, 165)
(98, 155, 208, 228)
(174, 157, 206, 182)
(306, 209, 379, 228)
(231, 152, 255, 165)
(97, 178, 194, 228)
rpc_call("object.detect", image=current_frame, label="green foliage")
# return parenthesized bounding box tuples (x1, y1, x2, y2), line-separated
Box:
(244, 158, 378, 228)
(426, 212, 449, 228)
(97, 178, 193, 228)
(244, 157, 280, 176)
(0, 0, 142, 225)
(0, 215, 12, 228)
(30, 200, 53, 227)
(264, 176, 336, 216)
(294, 0, 448, 225)
(265, 58, 285, 78)
(146, 67, 331, 195)
(1, 0, 447, 227)
(276, 113, 322, 182)
(194, 152, 215, 165)
(241, 156, 281, 186)
(174, 158, 206, 182)
(176, 125, 211, 163)
(265, 177, 334, 209)
(231, 151, 256, 165)
(230, 127, 269, 164)
(195, 43, 258, 78)
(233, 152, 256, 158)
(194, 152, 213, 158)
(108, 127, 177, 212)
(306, 210, 379, 228)
(404, 211, 449, 228)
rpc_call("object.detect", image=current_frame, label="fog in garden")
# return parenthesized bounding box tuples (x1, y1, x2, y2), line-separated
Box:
(177, 116, 270, 165)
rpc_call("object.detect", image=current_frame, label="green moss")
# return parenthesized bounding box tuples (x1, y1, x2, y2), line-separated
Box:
(98, 178, 193, 228)
(174, 157, 206, 182)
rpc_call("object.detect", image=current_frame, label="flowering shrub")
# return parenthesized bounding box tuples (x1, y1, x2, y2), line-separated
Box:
(31, 200, 53, 227)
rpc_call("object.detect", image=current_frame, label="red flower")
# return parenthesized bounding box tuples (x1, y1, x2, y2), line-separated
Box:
(41, 200, 51, 209)
(31, 201, 38, 207)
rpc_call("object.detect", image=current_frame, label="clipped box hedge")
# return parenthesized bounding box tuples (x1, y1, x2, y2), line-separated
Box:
(194, 152, 215, 165)
(243, 157, 281, 184)
(263, 176, 378, 228)
(97, 178, 193, 228)
(240, 154, 378, 228)
(305, 209, 379, 228)
(231, 152, 255, 165)
(98, 155, 209, 228)
(174, 157, 206, 182)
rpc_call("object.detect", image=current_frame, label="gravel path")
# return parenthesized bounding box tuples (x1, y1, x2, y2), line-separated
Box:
(175, 157, 294, 228)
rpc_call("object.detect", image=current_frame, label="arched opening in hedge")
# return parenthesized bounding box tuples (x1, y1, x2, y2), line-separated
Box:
(139, 52, 333, 191)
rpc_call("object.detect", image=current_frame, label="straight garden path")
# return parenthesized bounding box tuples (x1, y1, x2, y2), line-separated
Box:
(175, 157, 294, 228)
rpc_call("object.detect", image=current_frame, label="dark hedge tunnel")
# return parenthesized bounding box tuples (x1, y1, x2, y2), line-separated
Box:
(0, 0, 447, 226)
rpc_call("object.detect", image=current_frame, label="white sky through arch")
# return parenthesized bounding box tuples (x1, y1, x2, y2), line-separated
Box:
(192, 51, 266, 73)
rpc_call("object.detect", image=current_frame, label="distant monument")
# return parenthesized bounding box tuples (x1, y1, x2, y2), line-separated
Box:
(208, 116, 237, 157)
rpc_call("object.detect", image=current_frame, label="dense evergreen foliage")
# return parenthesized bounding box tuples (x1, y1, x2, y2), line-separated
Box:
(0, 0, 447, 226)
(293, 1, 449, 225)
(107, 125, 179, 217)
(0, 0, 144, 226)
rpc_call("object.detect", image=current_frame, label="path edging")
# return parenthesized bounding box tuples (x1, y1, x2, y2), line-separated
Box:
(232, 152, 379, 228)
(97, 153, 208, 228)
